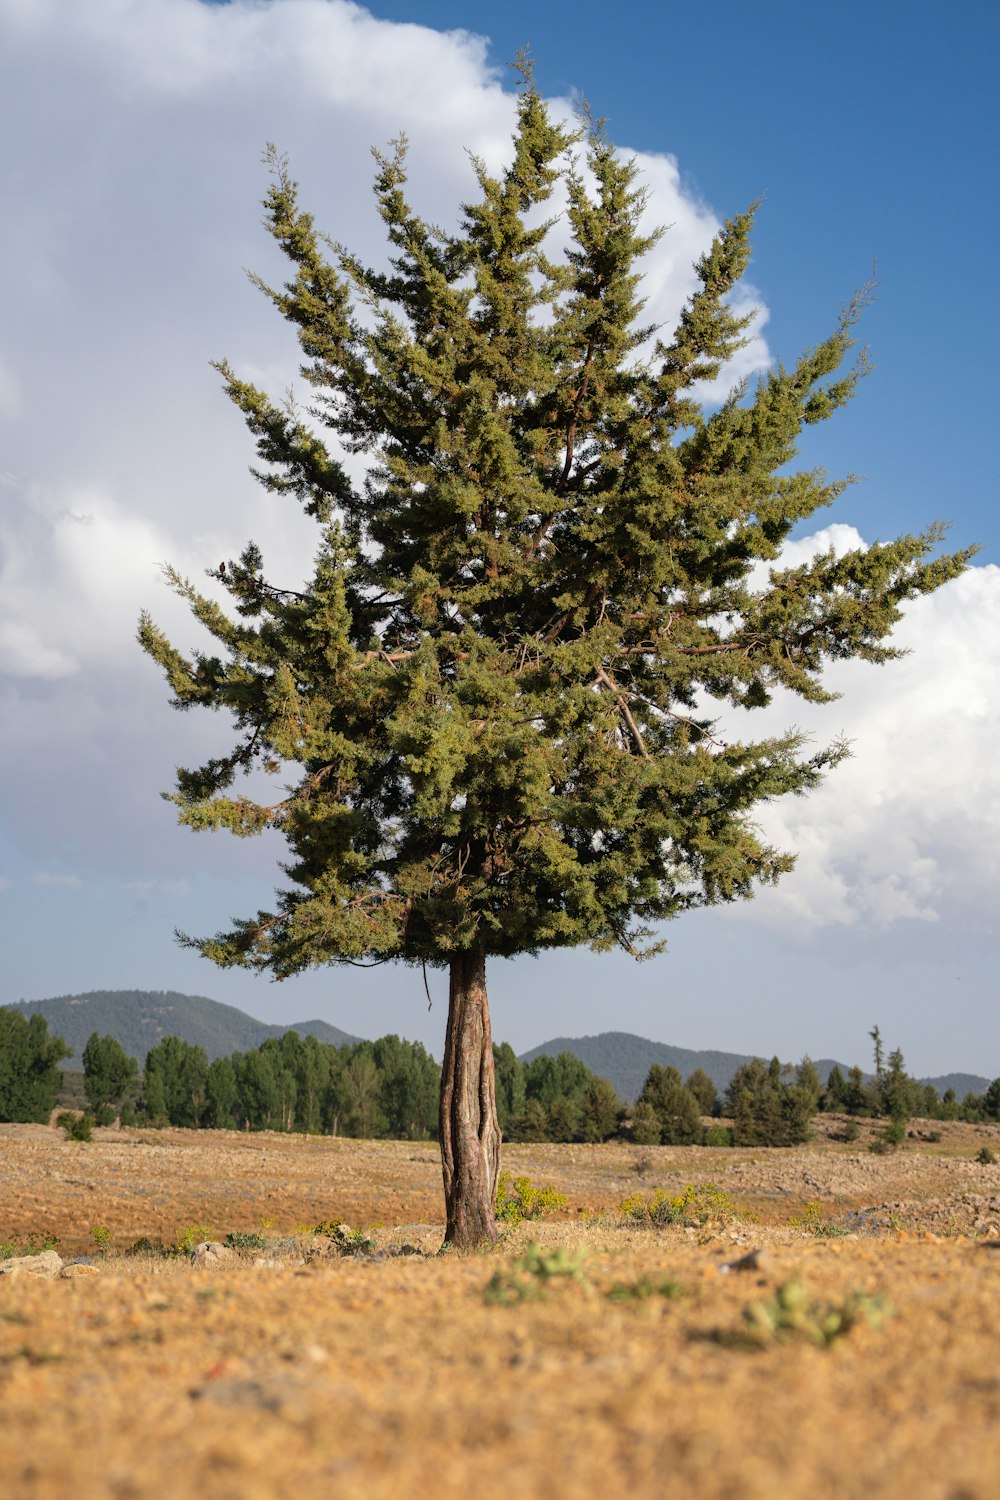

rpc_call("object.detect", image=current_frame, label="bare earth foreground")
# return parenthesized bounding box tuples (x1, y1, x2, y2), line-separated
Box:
(3, 1120, 1000, 1500)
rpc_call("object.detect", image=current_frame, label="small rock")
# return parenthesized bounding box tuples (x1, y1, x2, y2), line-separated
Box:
(61, 1264, 99, 1279)
(189, 1241, 235, 1264)
(718, 1247, 768, 1275)
(0, 1250, 63, 1279)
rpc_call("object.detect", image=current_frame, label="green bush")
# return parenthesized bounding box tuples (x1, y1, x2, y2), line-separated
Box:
(619, 1182, 737, 1228)
(975, 1146, 997, 1165)
(742, 1279, 890, 1347)
(483, 1243, 589, 1304)
(495, 1172, 567, 1228)
(223, 1229, 267, 1251)
(703, 1124, 732, 1147)
(56, 1111, 93, 1142)
(93, 1104, 116, 1127)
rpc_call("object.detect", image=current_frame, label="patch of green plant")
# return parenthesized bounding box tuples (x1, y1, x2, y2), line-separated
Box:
(128, 1237, 164, 1256)
(789, 1201, 850, 1238)
(495, 1172, 568, 1228)
(172, 1224, 214, 1255)
(870, 1118, 906, 1154)
(975, 1146, 997, 1165)
(606, 1275, 684, 1303)
(741, 1279, 891, 1348)
(619, 1182, 737, 1228)
(0, 1233, 60, 1260)
(223, 1229, 267, 1251)
(483, 1242, 589, 1304)
(90, 1225, 112, 1255)
(703, 1125, 733, 1147)
(56, 1111, 93, 1142)
(314, 1220, 377, 1255)
(841, 1120, 861, 1143)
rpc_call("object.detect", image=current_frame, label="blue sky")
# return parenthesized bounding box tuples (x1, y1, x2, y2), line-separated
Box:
(1, 0, 997, 1078)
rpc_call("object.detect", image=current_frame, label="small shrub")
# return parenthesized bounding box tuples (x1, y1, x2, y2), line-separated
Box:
(870, 1118, 906, 1154)
(129, 1237, 162, 1255)
(223, 1230, 267, 1251)
(93, 1104, 116, 1128)
(119, 1101, 139, 1128)
(495, 1172, 568, 1228)
(173, 1224, 214, 1254)
(483, 1243, 589, 1304)
(927, 1129, 942, 1143)
(841, 1120, 861, 1143)
(90, 1225, 112, 1256)
(606, 1275, 683, 1303)
(314, 1221, 377, 1255)
(56, 1111, 93, 1142)
(789, 1201, 849, 1237)
(742, 1279, 890, 1348)
(0, 1233, 59, 1259)
(703, 1124, 732, 1147)
(976, 1146, 997, 1165)
(619, 1182, 737, 1229)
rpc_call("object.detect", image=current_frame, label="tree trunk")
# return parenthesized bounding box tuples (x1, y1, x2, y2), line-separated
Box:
(439, 948, 501, 1250)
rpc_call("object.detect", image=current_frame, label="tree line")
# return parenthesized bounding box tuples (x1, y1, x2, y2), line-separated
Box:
(3, 1006, 999, 1146)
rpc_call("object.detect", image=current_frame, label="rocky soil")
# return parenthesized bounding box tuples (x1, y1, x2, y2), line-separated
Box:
(2, 1117, 1000, 1499)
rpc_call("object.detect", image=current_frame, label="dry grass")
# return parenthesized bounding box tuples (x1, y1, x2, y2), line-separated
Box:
(2, 1121, 1000, 1499)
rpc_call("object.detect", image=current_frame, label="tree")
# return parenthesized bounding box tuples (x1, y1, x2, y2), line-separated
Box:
(0, 1008, 70, 1124)
(493, 1042, 527, 1133)
(579, 1075, 622, 1141)
(144, 1036, 209, 1128)
(685, 1067, 718, 1116)
(726, 1056, 812, 1147)
(637, 1063, 702, 1144)
(82, 1032, 139, 1118)
(983, 1078, 1000, 1122)
(138, 69, 973, 1248)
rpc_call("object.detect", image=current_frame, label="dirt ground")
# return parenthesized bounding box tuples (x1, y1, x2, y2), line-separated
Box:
(2, 1118, 1000, 1500)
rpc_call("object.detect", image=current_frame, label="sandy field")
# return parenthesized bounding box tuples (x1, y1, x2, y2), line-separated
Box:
(2, 1117, 1000, 1500)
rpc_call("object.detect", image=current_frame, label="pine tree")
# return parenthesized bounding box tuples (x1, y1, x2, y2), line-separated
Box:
(139, 67, 973, 1248)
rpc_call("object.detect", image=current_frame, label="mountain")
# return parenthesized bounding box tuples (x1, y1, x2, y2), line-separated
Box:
(519, 1031, 991, 1104)
(5, 990, 363, 1067)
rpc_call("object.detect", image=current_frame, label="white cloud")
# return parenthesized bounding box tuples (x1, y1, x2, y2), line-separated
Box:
(724, 561, 1000, 937)
(32, 871, 83, 888)
(0, 875, 11, 891)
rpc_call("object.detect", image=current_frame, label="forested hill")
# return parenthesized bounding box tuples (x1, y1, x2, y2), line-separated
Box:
(7, 991, 362, 1066)
(519, 1031, 989, 1105)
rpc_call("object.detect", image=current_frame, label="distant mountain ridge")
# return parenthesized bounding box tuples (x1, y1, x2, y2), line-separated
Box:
(6, 990, 363, 1066)
(519, 1030, 991, 1104)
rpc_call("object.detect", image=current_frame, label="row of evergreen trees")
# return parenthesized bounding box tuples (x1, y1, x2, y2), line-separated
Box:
(3, 1005, 1000, 1145)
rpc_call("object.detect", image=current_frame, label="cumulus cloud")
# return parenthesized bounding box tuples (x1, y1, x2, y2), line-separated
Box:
(722, 561, 1000, 940)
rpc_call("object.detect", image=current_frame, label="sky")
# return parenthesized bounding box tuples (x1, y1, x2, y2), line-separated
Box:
(1, 0, 998, 1078)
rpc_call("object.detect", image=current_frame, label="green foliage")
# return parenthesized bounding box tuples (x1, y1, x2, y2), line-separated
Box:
(870, 1117, 907, 1154)
(975, 1146, 996, 1165)
(606, 1275, 683, 1303)
(789, 1201, 849, 1237)
(741, 1279, 890, 1347)
(0, 1008, 71, 1124)
(483, 1243, 589, 1304)
(82, 1032, 139, 1116)
(726, 1057, 814, 1146)
(982, 1078, 1000, 1121)
(223, 1229, 267, 1251)
(685, 1068, 718, 1116)
(137, 71, 970, 983)
(0, 1233, 60, 1261)
(495, 1172, 568, 1227)
(703, 1124, 733, 1147)
(90, 1225, 112, 1255)
(619, 1182, 737, 1228)
(314, 1221, 377, 1255)
(143, 1036, 209, 1128)
(637, 1064, 702, 1145)
(173, 1224, 214, 1254)
(56, 1110, 93, 1142)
